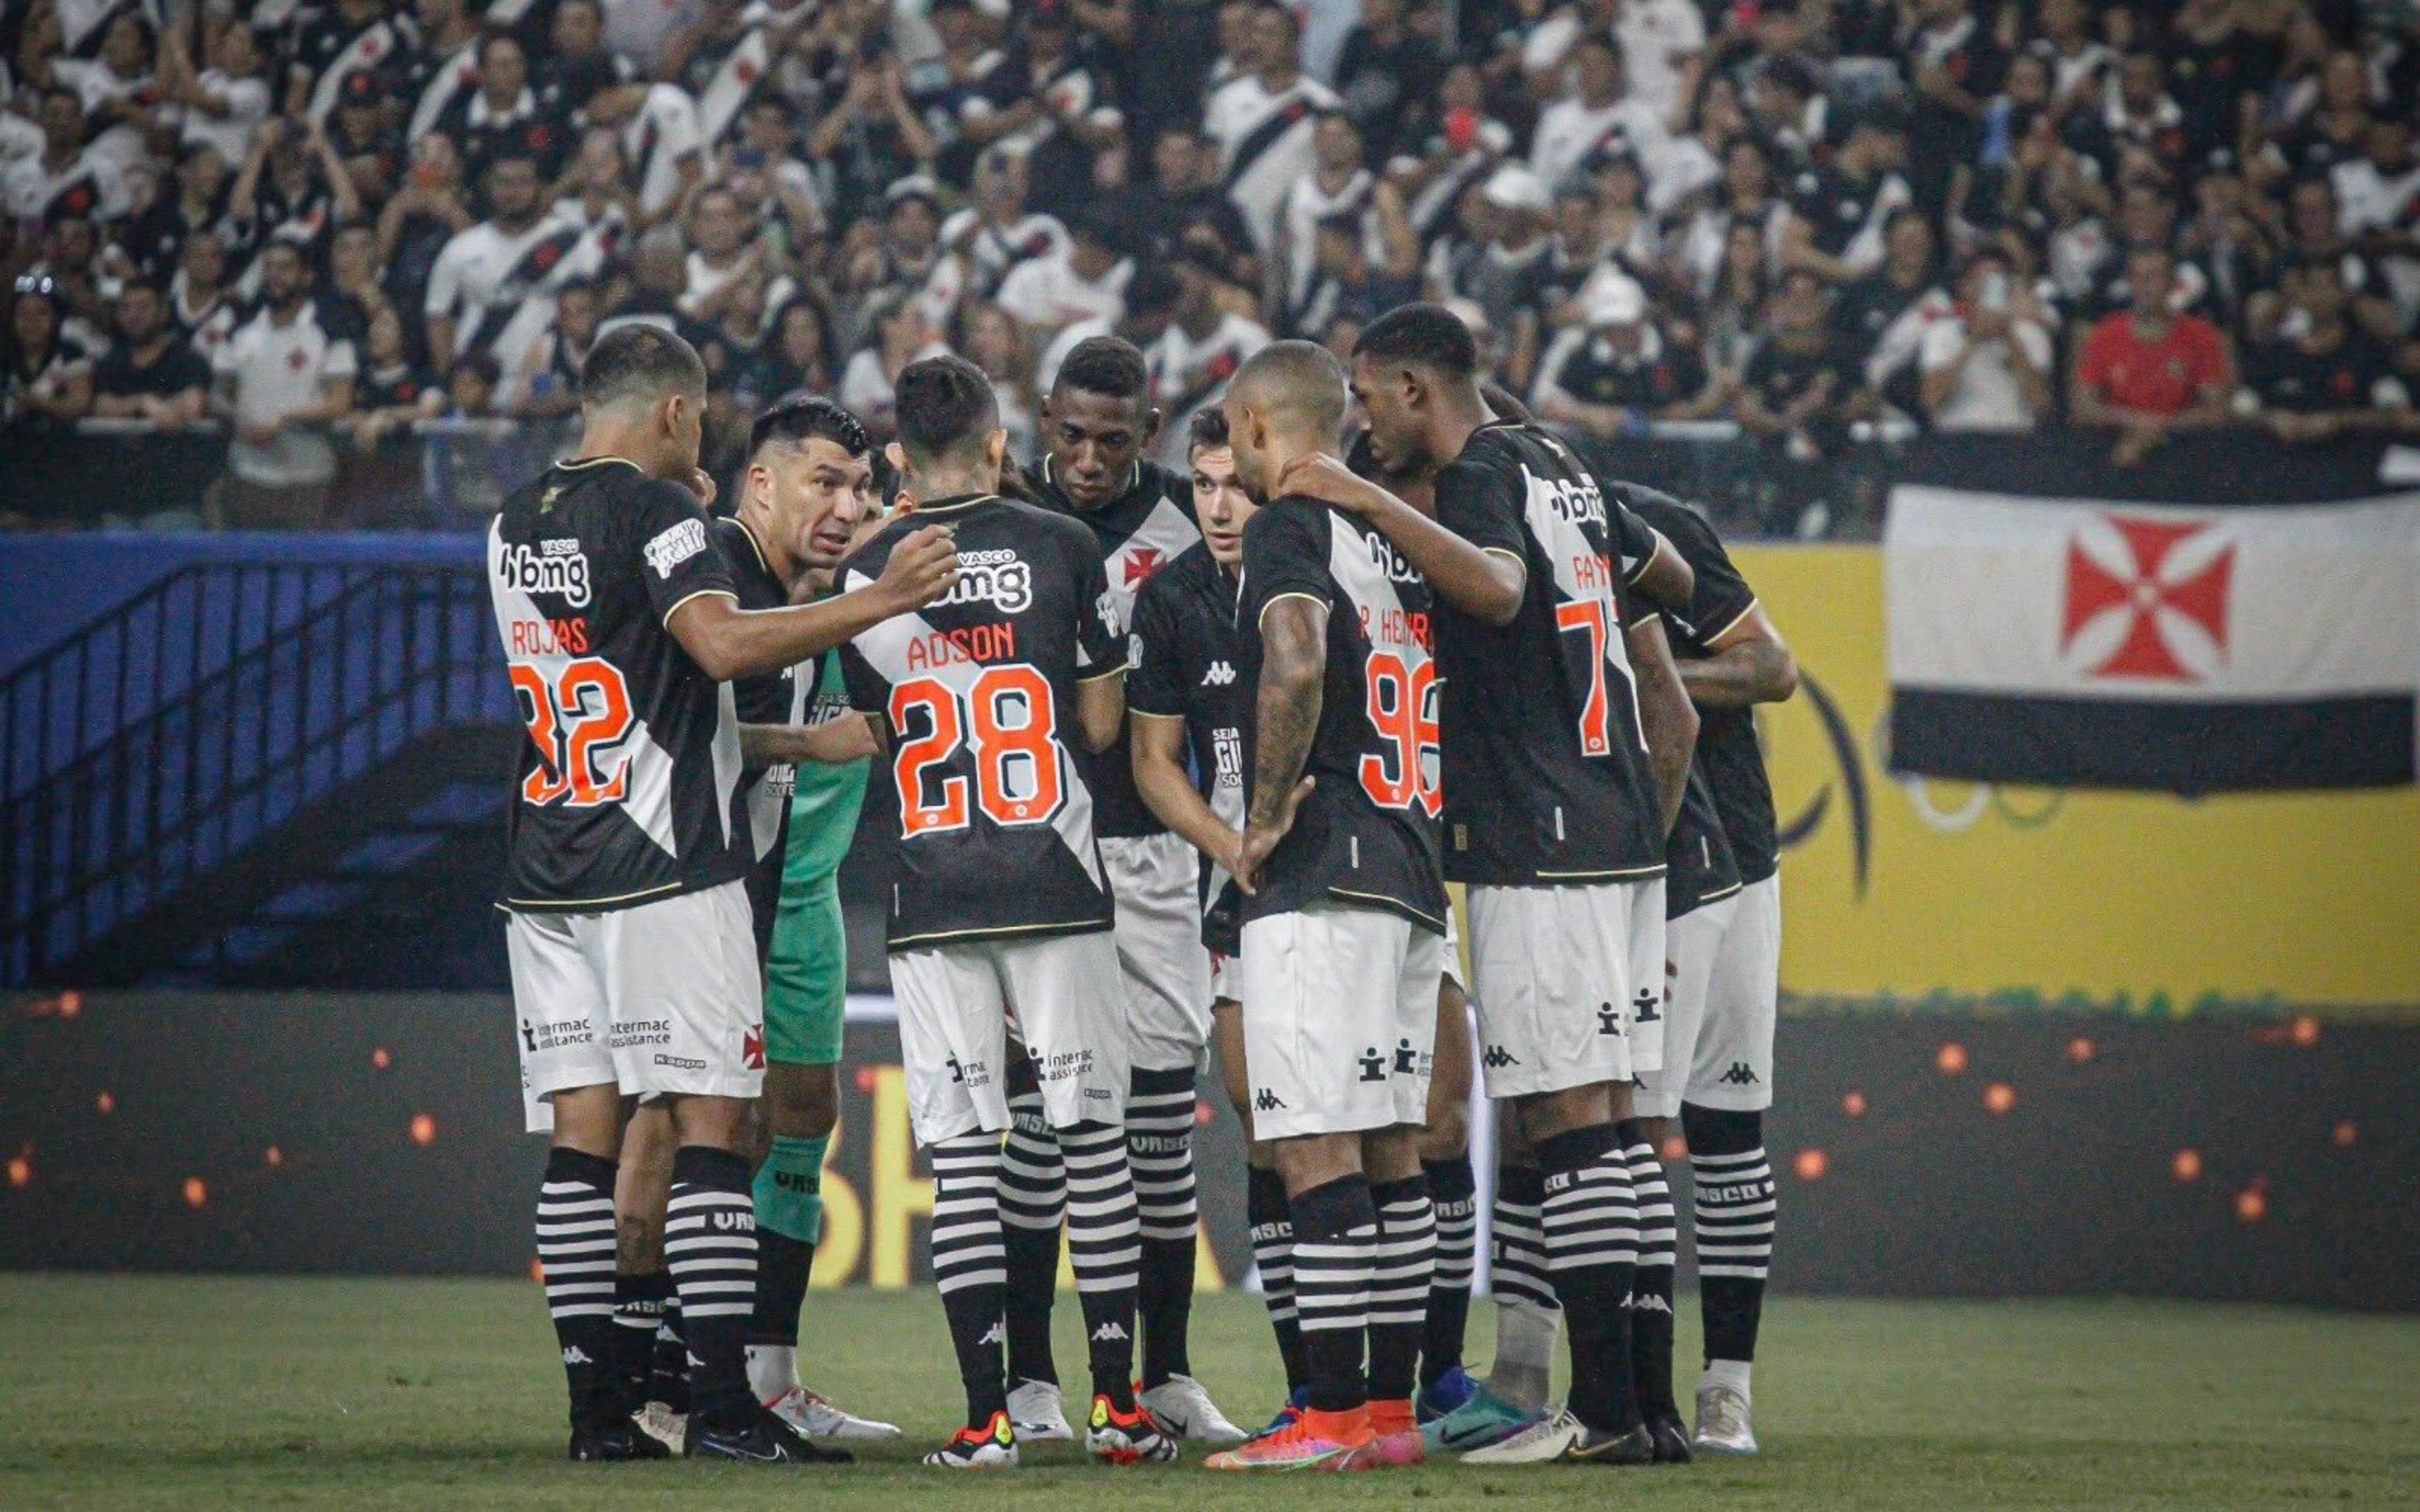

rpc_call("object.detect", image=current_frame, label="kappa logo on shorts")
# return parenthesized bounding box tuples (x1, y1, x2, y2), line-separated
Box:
(1719, 1061, 1761, 1085)
(1253, 1087, 1288, 1111)
(1597, 1002, 1625, 1036)
(1481, 1044, 1521, 1069)
(1202, 660, 1237, 685)
(1357, 1047, 1386, 1083)
(1632, 987, 1661, 1024)
(653, 1053, 706, 1071)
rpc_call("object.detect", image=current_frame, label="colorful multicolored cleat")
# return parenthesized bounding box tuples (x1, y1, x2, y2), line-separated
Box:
(1086, 1394, 1180, 1463)
(1204, 1405, 1371, 1470)
(924, 1410, 1019, 1469)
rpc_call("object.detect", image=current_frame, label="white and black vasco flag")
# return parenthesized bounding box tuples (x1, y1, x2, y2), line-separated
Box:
(1882, 434, 2420, 793)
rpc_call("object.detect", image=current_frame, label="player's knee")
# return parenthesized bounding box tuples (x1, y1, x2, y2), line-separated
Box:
(1682, 1101, 1762, 1157)
(764, 1063, 839, 1138)
(1419, 1099, 1469, 1161)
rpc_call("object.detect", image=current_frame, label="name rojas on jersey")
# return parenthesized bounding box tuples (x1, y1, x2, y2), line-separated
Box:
(485, 462, 749, 912)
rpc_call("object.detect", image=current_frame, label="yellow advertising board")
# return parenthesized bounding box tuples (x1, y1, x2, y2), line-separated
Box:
(1739, 545, 2420, 1012)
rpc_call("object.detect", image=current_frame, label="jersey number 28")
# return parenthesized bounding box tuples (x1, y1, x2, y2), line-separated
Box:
(509, 658, 635, 806)
(890, 665, 1064, 833)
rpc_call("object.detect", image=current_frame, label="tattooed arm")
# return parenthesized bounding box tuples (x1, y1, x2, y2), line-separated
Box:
(1235, 594, 1325, 893)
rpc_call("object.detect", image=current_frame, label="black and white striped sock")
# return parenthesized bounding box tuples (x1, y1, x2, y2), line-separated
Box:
(1289, 1174, 1377, 1414)
(664, 1145, 759, 1432)
(1061, 1118, 1143, 1408)
(611, 1268, 669, 1414)
(1618, 1120, 1681, 1419)
(930, 1132, 1011, 1429)
(1685, 1104, 1775, 1370)
(536, 1148, 619, 1429)
(998, 1082, 1064, 1389)
(1421, 1154, 1477, 1389)
(1368, 1175, 1435, 1404)
(1484, 1162, 1562, 1412)
(1246, 1163, 1307, 1392)
(1536, 1124, 1641, 1435)
(1126, 1066, 1199, 1388)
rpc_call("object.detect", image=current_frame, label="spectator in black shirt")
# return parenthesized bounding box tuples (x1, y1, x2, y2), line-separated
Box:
(1334, 0, 1443, 164)
(1736, 267, 1852, 529)
(1109, 125, 1257, 266)
(447, 32, 565, 184)
(807, 43, 939, 229)
(2242, 257, 2412, 441)
(91, 281, 209, 427)
(1286, 210, 1419, 339)
(1904, 0, 2007, 214)
(1834, 207, 1949, 414)
(1533, 273, 1717, 437)
(539, 0, 636, 120)
(326, 68, 405, 205)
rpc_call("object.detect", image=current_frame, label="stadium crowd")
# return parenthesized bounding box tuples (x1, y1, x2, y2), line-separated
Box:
(3, 0, 2419, 533)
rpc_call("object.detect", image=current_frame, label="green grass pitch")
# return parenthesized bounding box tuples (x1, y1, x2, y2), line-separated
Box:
(1, 1276, 2414, 1508)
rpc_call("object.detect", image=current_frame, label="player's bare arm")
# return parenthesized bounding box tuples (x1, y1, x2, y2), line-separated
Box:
(1129, 711, 1244, 879)
(1236, 595, 1325, 894)
(667, 524, 959, 682)
(737, 713, 882, 767)
(1631, 527, 1697, 612)
(1075, 667, 1126, 753)
(1276, 452, 1526, 627)
(1628, 613, 1699, 837)
(1679, 601, 1799, 709)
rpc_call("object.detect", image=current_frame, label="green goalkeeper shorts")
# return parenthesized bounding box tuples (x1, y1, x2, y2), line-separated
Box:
(763, 872, 847, 1067)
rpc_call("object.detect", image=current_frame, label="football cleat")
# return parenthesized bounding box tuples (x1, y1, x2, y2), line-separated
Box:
(1337, 1398, 1423, 1469)
(1692, 1382, 1758, 1455)
(568, 1420, 669, 1461)
(1203, 1405, 1371, 1471)
(633, 1400, 687, 1456)
(925, 1411, 1019, 1469)
(764, 1382, 903, 1441)
(1249, 1387, 1310, 1442)
(1421, 1382, 1541, 1453)
(1086, 1394, 1180, 1463)
(1006, 1378, 1075, 1443)
(1417, 1365, 1479, 1423)
(1645, 1411, 1693, 1462)
(1138, 1374, 1248, 1444)
(1459, 1406, 1654, 1466)
(684, 1407, 855, 1464)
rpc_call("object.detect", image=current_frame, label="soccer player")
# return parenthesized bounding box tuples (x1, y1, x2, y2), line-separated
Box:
(706, 395, 903, 1443)
(833, 354, 1175, 1470)
(490, 325, 956, 1462)
(996, 336, 1243, 1445)
(1194, 340, 1474, 1472)
(1332, 303, 1702, 1465)
(1623, 488, 1797, 1455)
(1132, 411, 1483, 1445)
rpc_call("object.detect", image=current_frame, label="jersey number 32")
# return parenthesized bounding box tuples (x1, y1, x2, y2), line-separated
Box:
(509, 658, 636, 806)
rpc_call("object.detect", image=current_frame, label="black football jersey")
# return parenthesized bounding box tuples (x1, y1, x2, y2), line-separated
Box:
(1622, 490, 1778, 885)
(1666, 768, 1743, 919)
(1429, 420, 1666, 885)
(712, 516, 815, 954)
(488, 457, 750, 911)
(837, 493, 1124, 948)
(1128, 542, 1250, 953)
(1236, 496, 1448, 934)
(1026, 457, 1204, 839)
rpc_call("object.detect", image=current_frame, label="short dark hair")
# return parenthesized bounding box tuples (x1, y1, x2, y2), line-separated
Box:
(1054, 335, 1150, 402)
(580, 323, 707, 409)
(1356, 302, 1479, 381)
(450, 352, 502, 387)
(1228, 340, 1349, 442)
(895, 353, 999, 466)
(1188, 406, 1230, 452)
(751, 393, 870, 461)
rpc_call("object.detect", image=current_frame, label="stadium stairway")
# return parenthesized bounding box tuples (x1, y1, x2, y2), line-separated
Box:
(1, 560, 517, 990)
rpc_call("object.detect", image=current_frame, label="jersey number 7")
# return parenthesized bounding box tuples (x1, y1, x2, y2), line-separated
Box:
(890, 665, 1065, 834)
(509, 659, 636, 806)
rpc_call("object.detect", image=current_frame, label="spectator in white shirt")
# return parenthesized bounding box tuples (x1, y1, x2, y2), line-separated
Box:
(211, 239, 359, 527)
(2, 88, 130, 223)
(1530, 35, 1668, 193)
(1919, 248, 2055, 433)
(1615, 0, 1707, 127)
(996, 210, 1133, 340)
(1201, 2, 1339, 255)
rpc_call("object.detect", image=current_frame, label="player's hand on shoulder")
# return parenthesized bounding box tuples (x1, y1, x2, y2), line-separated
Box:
(873, 522, 960, 610)
(1275, 452, 1380, 515)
